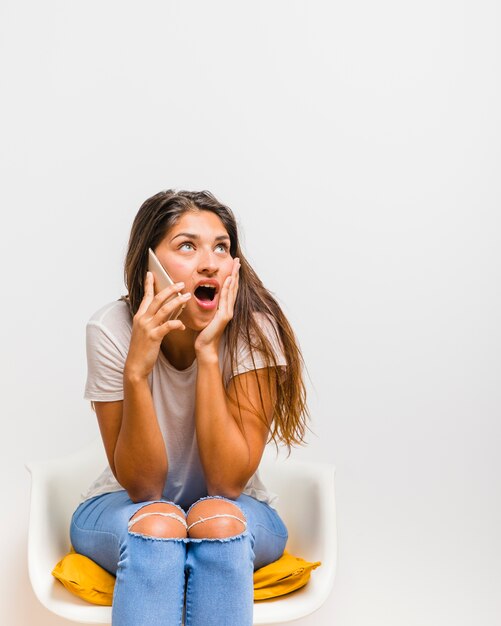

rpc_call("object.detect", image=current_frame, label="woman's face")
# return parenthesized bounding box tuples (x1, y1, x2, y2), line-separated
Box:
(153, 210, 234, 330)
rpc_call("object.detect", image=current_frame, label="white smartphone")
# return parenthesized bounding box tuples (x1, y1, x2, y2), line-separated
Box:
(147, 248, 185, 320)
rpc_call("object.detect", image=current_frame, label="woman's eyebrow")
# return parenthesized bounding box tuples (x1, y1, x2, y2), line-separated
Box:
(170, 232, 230, 243)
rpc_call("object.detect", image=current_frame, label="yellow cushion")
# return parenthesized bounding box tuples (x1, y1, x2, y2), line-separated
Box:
(253, 550, 322, 600)
(52, 547, 321, 604)
(52, 548, 115, 606)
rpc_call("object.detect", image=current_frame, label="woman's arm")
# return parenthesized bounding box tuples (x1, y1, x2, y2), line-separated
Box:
(193, 257, 277, 498)
(113, 371, 168, 503)
(93, 373, 168, 504)
(93, 272, 191, 503)
(195, 352, 277, 499)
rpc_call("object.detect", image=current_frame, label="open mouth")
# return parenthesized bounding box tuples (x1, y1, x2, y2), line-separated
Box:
(194, 285, 217, 302)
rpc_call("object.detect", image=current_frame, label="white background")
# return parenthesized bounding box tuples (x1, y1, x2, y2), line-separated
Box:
(1, 1, 500, 624)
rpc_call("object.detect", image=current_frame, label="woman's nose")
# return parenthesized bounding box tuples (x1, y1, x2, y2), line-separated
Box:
(197, 250, 219, 274)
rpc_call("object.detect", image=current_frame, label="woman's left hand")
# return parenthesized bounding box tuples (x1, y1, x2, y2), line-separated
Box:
(194, 257, 241, 357)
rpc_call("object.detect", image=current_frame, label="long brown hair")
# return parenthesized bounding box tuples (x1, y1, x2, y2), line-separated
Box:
(119, 189, 311, 454)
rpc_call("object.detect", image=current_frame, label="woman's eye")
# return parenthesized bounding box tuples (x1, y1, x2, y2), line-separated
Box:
(178, 242, 229, 252)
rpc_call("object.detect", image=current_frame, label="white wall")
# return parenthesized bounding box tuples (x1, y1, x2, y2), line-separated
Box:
(1, 1, 500, 624)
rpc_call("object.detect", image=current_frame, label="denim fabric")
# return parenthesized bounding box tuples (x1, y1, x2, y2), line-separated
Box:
(70, 490, 288, 626)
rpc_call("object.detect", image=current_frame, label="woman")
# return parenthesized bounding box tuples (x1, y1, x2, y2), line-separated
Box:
(70, 189, 310, 626)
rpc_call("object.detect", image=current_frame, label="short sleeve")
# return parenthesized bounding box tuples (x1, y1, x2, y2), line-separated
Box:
(232, 313, 287, 380)
(84, 322, 126, 401)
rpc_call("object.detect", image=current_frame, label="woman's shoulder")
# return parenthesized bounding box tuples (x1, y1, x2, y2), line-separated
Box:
(86, 299, 133, 352)
(248, 311, 282, 345)
(87, 299, 132, 327)
(230, 310, 286, 370)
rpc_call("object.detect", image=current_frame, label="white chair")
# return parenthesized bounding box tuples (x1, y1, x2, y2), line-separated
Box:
(26, 438, 337, 624)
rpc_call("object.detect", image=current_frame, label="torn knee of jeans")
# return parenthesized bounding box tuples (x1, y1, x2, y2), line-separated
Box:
(128, 511, 188, 532)
(127, 504, 188, 540)
(186, 513, 247, 534)
(186, 494, 243, 516)
(186, 496, 247, 539)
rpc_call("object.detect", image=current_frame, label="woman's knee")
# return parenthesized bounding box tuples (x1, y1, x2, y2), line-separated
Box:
(128, 502, 187, 538)
(187, 498, 247, 539)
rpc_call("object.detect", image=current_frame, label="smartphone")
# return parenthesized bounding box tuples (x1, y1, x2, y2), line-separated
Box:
(147, 248, 185, 320)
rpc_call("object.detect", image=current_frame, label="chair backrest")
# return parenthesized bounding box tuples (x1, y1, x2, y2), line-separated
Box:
(26, 439, 108, 572)
(260, 452, 333, 562)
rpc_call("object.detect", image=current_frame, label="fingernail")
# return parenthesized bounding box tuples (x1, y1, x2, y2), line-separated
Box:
(176, 281, 185, 287)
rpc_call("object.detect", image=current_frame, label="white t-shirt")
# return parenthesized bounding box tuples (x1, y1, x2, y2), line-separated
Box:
(80, 300, 287, 510)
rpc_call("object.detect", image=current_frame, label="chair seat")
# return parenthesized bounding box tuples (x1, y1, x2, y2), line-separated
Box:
(26, 438, 337, 624)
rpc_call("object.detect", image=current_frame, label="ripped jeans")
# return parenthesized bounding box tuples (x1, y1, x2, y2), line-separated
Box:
(70, 490, 288, 626)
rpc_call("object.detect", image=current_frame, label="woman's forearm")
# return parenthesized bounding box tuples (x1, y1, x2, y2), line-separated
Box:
(114, 370, 168, 503)
(195, 352, 250, 498)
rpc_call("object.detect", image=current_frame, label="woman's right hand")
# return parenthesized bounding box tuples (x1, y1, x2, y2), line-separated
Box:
(124, 271, 192, 380)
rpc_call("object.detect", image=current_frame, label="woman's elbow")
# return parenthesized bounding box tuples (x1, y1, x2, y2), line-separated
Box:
(116, 471, 166, 503)
(207, 482, 244, 501)
(126, 486, 165, 504)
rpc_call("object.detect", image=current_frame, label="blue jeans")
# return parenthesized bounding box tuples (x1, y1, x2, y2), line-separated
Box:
(70, 491, 288, 626)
